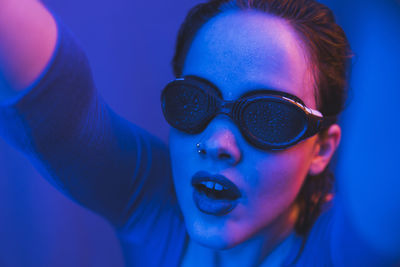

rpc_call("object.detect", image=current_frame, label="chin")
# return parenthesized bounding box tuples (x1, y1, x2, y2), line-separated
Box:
(190, 232, 232, 250)
(186, 219, 243, 250)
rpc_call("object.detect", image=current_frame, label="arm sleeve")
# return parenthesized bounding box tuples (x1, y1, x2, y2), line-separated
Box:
(0, 16, 179, 231)
(0, 15, 188, 266)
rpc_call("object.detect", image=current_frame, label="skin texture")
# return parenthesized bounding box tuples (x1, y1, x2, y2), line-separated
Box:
(169, 10, 341, 266)
(0, 0, 57, 95)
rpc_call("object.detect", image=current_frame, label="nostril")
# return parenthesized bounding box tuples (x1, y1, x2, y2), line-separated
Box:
(196, 142, 240, 164)
(218, 152, 231, 160)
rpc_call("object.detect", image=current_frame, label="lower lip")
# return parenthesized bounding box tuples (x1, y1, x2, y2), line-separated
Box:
(193, 188, 238, 216)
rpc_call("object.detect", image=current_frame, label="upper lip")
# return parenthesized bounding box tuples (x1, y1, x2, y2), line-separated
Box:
(191, 170, 242, 199)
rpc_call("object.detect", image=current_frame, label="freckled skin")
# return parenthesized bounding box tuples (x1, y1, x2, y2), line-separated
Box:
(170, 10, 322, 264)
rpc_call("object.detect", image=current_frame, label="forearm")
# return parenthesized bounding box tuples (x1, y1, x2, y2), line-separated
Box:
(0, 0, 57, 99)
(0, 18, 176, 229)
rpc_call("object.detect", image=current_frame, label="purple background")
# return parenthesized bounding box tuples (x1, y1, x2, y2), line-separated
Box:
(0, 0, 399, 266)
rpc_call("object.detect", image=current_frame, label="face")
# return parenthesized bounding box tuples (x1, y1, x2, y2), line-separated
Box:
(169, 10, 320, 249)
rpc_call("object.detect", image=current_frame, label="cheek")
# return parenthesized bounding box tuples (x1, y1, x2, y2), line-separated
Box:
(254, 157, 305, 200)
(244, 139, 316, 217)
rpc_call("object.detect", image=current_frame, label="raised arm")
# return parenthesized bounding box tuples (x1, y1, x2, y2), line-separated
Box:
(0, 2, 186, 265)
(0, 0, 179, 231)
(0, 0, 57, 98)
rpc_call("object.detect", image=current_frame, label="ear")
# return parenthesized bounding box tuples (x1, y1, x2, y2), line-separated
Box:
(308, 124, 342, 176)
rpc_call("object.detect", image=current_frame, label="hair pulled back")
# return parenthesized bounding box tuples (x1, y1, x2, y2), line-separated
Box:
(172, 0, 352, 235)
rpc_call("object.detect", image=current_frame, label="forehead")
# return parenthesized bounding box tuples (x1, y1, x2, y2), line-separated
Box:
(182, 10, 316, 108)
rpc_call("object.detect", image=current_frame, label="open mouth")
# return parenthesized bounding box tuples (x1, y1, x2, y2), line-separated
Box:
(193, 180, 240, 200)
(191, 171, 241, 216)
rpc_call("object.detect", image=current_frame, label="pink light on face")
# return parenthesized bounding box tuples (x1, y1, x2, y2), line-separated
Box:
(170, 10, 320, 253)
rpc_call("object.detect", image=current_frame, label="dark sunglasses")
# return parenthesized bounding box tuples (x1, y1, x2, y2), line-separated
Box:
(161, 75, 336, 150)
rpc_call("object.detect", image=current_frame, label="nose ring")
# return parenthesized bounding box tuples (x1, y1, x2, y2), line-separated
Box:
(196, 143, 206, 155)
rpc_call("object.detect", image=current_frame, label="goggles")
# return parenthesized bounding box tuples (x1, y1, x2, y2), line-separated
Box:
(161, 75, 336, 150)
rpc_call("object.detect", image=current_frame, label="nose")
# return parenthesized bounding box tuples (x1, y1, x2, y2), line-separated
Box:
(196, 118, 242, 165)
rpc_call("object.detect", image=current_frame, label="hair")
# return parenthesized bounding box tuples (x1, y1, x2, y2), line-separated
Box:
(172, 0, 352, 236)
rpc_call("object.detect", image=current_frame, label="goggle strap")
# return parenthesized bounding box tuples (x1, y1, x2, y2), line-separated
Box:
(320, 116, 337, 131)
(302, 114, 336, 140)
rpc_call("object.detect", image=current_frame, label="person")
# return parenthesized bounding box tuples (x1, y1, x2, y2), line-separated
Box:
(0, 0, 399, 266)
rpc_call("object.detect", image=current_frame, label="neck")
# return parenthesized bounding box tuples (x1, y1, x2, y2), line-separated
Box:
(215, 204, 301, 267)
(183, 204, 303, 267)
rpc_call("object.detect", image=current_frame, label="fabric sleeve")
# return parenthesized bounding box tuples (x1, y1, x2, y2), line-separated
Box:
(0, 16, 188, 266)
(0, 13, 180, 226)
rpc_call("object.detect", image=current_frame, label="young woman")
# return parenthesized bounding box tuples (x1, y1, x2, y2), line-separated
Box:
(0, 0, 399, 266)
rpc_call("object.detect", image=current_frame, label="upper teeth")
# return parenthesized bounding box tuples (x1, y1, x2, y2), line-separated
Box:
(201, 181, 225, 191)
(214, 183, 223, 190)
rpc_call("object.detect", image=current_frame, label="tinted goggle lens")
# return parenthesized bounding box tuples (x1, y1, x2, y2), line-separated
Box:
(161, 82, 215, 133)
(240, 98, 307, 148)
(161, 77, 327, 150)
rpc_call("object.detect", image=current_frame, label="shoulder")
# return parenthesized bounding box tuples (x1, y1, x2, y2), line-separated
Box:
(295, 199, 393, 266)
(292, 204, 335, 266)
